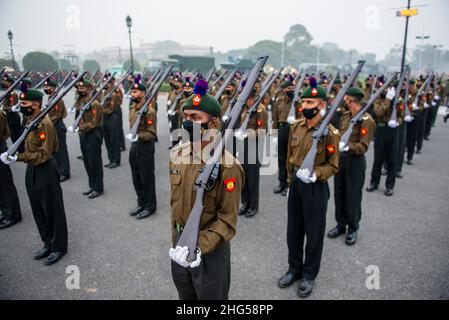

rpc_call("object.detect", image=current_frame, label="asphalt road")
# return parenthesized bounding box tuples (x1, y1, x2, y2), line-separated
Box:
(1, 92, 448, 300)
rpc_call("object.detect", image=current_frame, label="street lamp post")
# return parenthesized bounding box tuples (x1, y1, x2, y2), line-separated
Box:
(433, 44, 443, 70)
(7, 30, 17, 71)
(415, 35, 430, 71)
(400, 0, 411, 75)
(126, 15, 134, 73)
(280, 36, 286, 68)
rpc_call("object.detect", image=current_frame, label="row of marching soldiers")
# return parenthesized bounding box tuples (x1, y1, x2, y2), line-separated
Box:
(0, 69, 164, 266)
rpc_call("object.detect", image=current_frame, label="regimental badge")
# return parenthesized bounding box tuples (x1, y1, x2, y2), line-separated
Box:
(38, 132, 46, 141)
(298, 107, 303, 113)
(193, 94, 202, 107)
(311, 88, 318, 97)
(92, 108, 96, 115)
(360, 127, 368, 137)
(224, 178, 236, 192)
(147, 119, 153, 126)
(20, 93, 25, 99)
(257, 119, 262, 127)
(399, 104, 404, 111)
(9, 96, 14, 103)
(326, 144, 336, 155)
(55, 104, 59, 112)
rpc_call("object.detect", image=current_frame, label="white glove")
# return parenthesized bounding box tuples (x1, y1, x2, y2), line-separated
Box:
(222, 115, 229, 122)
(412, 103, 418, 111)
(272, 137, 278, 147)
(434, 95, 440, 101)
(431, 101, 437, 107)
(404, 115, 413, 123)
(287, 115, 296, 124)
(126, 133, 138, 142)
(339, 141, 349, 152)
(386, 87, 396, 101)
(0, 152, 17, 165)
(69, 107, 76, 113)
(67, 125, 78, 133)
(234, 130, 247, 140)
(11, 104, 20, 112)
(167, 100, 172, 107)
(388, 120, 398, 128)
(424, 103, 429, 109)
(169, 246, 201, 268)
(296, 168, 317, 184)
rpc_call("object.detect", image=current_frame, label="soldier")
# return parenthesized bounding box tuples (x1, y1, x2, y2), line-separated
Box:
(415, 76, 428, 154)
(278, 78, 339, 298)
(328, 88, 376, 245)
(102, 76, 123, 169)
(405, 79, 420, 165)
(74, 79, 104, 199)
(44, 79, 71, 182)
(0, 88, 68, 265)
(219, 79, 236, 119)
(236, 90, 268, 218)
(126, 81, 158, 219)
(272, 77, 295, 196)
(366, 82, 403, 197)
(1, 74, 23, 151)
(423, 82, 436, 141)
(0, 108, 22, 229)
(169, 84, 244, 300)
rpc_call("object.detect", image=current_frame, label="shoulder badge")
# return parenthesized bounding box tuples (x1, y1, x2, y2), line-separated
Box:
(224, 178, 236, 192)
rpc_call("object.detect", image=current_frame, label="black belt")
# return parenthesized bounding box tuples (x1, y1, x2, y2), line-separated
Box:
(279, 122, 290, 126)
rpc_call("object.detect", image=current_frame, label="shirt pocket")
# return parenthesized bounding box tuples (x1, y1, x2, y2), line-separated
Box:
(169, 170, 182, 202)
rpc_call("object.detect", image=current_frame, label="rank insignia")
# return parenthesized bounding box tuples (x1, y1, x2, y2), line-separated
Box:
(193, 94, 202, 106)
(224, 178, 236, 192)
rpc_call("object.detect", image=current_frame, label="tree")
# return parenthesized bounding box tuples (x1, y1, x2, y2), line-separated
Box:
(244, 40, 283, 67)
(58, 59, 72, 71)
(0, 59, 19, 71)
(22, 51, 58, 72)
(83, 59, 100, 73)
(284, 24, 313, 47)
(123, 59, 141, 72)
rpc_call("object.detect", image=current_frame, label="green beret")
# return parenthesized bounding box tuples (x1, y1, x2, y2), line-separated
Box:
(334, 75, 342, 84)
(281, 80, 293, 88)
(131, 82, 147, 92)
(44, 79, 58, 87)
(301, 85, 327, 100)
(182, 93, 221, 117)
(76, 79, 92, 89)
(3, 74, 14, 83)
(19, 89, 44, 102)
(409, 79, 416, 85)
(182, 81, 194, 89)
(21, 78, 32, 87)
(346, 87, 364, 100)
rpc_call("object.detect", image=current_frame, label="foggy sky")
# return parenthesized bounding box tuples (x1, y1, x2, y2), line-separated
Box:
(0, 0, 447, 60)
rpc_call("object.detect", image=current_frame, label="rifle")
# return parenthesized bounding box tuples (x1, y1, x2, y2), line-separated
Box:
(326, 74, 337, 96)
(210, 70, 226, 91)
(0, 70, 30, 105)
(174, 56, 268, 262)
(221, 69, 251, 122)
(100, 69, 132, 105)
(33, 70, 57, 89)
(88, 69, 100, 82)
(410, 74, 430, 109)
(388, 69, 407, 127)
(47, 71, 74, 104)
(6, 72, 86, 156)
(370, 74, 379, 97)
(287, 70, 307, 123)
(214, 69, 236, 101)
(129, 66, 173, 140)
(68, 76, 114, 132)
(236, 68, 280, 134)
(204, 67, 216, 82)
(167, 91, 184, 116)
(339, 72, 396, 148)
(403, 67, 413, 123)
(299, 60, 365, 176)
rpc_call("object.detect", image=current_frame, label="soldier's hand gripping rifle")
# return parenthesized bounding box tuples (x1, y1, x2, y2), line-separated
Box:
(33, 70, 57, 89)
(68, 75, 113, 133)
(128, 66, 173, 141)
(235, 68, 280, 138)
(287, 70, 306, 124)
(221, 70, 250, 122)
(214, 69, 236, 101)
(0, 70, 30, 105)
(339, 72, 396, 150)
(100, 69, 132, 105)
(423, 72, 434, 109)
(174, 56, 268, 263)
(299, 60, 365, 178)
(6, 72, 86, 157)
(388, 69, 407, 128)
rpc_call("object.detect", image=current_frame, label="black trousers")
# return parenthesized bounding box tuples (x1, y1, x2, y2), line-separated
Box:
(117, 108, 126, 150)
(171, 238, 231, 300)
(431, 103, 439, 126)
(129, 140, 156, 210)
(277, 123, 290, 186)
(396, 123, 407, 174)
(103, 113, 121, 164)
(80, 128, 104, 192)
(169, 113, 181, 147)
(0, 142, 22, 221)
(370, 125, 398, 190)
(334, 153, 366, 232)
(241, 137, 260, 211)
(424, 106, 436, 139)
(417, 109, 428, 152)
(287, 174, 330, 280)
(54, 120, 70, 177)
(406, 115, 419, 161)
(25, 160, 68, 252)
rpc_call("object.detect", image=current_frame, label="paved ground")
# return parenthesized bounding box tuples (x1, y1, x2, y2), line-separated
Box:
(1, 92, 448, 300)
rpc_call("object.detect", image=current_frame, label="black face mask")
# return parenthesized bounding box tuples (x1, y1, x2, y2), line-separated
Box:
(44, 89, 52, 95)
(77, 91, 87, 98)
(183, 91, 191, 97)
(286, 91, 294, 99)
(131, 96, 142, 103)
(182, 120, 209, 142)
(20, 106, 34, 116)
(302, 107, 320, 120)
(1, 83, 8, 89)
(225, 89, 232, 95)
